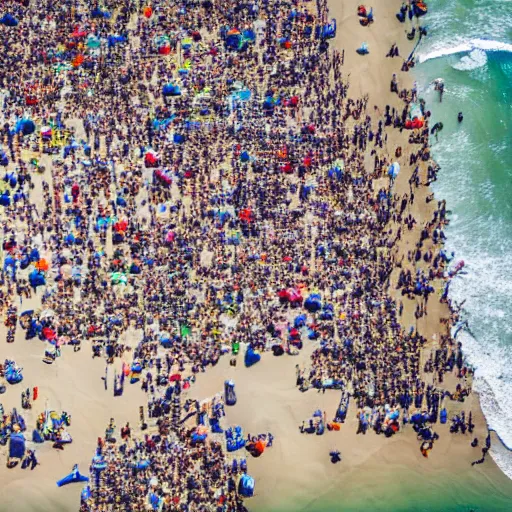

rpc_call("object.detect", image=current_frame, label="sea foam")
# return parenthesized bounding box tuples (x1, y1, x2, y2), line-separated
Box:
(418, 38, 512, 63)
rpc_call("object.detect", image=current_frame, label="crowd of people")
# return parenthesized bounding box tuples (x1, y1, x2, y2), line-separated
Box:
(0, 0, 482, 509)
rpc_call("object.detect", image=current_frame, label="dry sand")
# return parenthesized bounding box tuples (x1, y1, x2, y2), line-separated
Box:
(0, 1, 511, 511)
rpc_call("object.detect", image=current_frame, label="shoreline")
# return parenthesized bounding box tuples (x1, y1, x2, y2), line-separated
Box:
(0, 1, 511, 511)
(404, 1, 512, 475)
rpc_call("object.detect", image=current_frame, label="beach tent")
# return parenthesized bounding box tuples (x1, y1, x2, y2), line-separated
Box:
(14, 119, 36, 136)
(162, 84, 181, 97)
(57, 465, 89, 487)
(245, 347, 261, 367)
(0, 14, 18, 27)
(9, 432, 25, 460)
(304, 293, 322, 312)
(29, 270, 46, 288)
(294, 314, 307, 328)
(238, 474, 255, 497)
(5, 360, 23, 384)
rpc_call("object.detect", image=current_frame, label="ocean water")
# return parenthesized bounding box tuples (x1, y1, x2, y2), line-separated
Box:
(414, 0, 512, 478)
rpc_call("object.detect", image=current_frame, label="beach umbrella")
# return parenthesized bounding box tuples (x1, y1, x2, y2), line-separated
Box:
(144, 150, 159, 167)
(41, 126, 52, 137)
(143, 6, 153, 18)
(34, 258, 49, 272)
(20, 119, 36, 136)
(388, 162, 400, 179)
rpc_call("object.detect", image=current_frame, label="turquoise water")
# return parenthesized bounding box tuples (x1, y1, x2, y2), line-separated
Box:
(414, 0, 512, 477)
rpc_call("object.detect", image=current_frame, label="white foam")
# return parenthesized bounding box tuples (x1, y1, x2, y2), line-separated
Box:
(418, 38, 512, 63)
(452, 49, 488, 71)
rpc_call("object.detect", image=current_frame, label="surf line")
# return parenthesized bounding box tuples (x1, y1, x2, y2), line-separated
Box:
(418, 38, 512, 63)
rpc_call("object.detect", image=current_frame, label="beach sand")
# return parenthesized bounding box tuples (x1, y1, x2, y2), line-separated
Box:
(0, 1, 511, 511)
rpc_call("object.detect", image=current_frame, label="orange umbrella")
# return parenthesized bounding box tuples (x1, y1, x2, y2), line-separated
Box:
(35, 259, 49, 271)
(143, 6, 153, 18)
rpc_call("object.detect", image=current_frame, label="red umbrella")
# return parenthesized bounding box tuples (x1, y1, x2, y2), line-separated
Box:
(169, 373, 181, 382)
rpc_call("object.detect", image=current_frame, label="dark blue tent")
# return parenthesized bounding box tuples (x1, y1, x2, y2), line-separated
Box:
(238, 474, 255, 497)
(294, 314, 307, 328)
(162, 84, 181, 97)
(0, 192, 11, 206)
(20, 119, 36, 136)
(304, 293, 322, 312)
(29, 247, 40, 261)
(9, 433, 25, 460)
(29, 270, 46, 288)
(0, 14, 19, 27)
(244, 347, 261, 367)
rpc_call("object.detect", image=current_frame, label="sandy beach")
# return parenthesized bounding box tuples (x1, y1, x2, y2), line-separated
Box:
(0, 1, 511, 511)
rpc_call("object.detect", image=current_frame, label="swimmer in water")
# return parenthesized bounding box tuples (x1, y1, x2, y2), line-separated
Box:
(458, 112, 463, 123)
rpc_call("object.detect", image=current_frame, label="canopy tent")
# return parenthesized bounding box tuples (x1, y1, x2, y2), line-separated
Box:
(9, 433, 25, 460)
